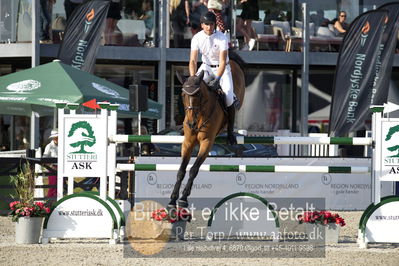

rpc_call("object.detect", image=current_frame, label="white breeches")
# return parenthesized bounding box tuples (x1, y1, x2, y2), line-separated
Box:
(197, 63, 235, 107)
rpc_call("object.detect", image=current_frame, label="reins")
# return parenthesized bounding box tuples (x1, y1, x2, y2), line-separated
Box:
(184, 82, 218, 133)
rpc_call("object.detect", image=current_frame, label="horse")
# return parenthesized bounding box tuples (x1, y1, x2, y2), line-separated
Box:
(169, 58, 245, 208)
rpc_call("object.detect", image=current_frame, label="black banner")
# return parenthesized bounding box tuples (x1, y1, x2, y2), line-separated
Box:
(329, 10, 388, 137)
(58, 0, 110, 73)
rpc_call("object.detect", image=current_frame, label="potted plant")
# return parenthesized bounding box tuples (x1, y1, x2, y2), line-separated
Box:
(297, 211, 346, 244)
(151, 207, 192, 240)
(9, 162, 51, 244)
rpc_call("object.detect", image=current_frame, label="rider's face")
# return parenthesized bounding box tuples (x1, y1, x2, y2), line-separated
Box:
(201, 22, 215, 35)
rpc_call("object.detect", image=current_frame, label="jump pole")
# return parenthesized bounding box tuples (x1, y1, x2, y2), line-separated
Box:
(116, 163, 370, 174)
(110, 135, 372, 146)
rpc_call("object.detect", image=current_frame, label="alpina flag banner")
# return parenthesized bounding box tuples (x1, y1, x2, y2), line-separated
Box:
(329, 10, 388, 137)
(377, 3, 399, 114)
(374, 3, 399, 106)
(58, 0, 110, 73)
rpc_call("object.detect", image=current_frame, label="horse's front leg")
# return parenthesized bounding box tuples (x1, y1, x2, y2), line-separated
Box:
(179, 139, 213, 207)
(169, 138, 196, 207)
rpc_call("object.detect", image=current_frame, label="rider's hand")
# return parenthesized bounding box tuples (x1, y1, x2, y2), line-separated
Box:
(208, 76, 220, 89)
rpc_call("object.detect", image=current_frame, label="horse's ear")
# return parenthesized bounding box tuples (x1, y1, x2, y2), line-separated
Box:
(175, 71, 186, 85)
(197, 70, 205, 81)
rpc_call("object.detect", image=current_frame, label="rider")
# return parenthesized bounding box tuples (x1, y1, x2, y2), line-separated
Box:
(189, 11, 238, 145)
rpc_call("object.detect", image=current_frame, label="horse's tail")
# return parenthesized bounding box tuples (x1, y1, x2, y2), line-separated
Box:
(228, 49, 246, 71)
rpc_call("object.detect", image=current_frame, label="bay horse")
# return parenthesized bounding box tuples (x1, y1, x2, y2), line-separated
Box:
(169, 57, 245, 208)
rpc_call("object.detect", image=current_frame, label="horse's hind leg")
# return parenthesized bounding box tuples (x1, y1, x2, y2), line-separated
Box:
(179, 140, 212, 206)
(169, 139, 195, 207)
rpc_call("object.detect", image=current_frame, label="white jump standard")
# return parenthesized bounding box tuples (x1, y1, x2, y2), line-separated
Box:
(42, 102, 124, 244)
(358, 105, 399, 248)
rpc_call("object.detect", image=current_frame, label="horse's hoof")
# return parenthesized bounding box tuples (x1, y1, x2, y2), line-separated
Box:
(177, 200, 188, 208)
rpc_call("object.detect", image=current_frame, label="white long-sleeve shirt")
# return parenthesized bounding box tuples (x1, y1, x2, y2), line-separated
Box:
(43, 140, 58, 158)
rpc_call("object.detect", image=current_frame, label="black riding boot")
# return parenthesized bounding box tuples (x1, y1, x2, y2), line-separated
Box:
(227, 105, 237, 145)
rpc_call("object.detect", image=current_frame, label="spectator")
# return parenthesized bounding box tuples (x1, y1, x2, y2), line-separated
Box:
(190, 0, 208, 35)
(236, 0, 258, 51)
(170, 0, 190, 48)
(332, 11, 349, 36)
(207, 0, 226, 33)
(15, 130, 28, 150)
(313, 9, 330, 27)
(264, 8, 283, 24)
(124, 5, 138, 20)
(43, 129, 58, 199)
(64, 0, 83, 20)
(52, 15, 67, 43)
(104, 0, 122, 45)
(39, 0, 54, 44)
(140, 0, 154, 39)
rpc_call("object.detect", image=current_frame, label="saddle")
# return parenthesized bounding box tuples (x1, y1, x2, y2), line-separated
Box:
(182, 78, 228, 116)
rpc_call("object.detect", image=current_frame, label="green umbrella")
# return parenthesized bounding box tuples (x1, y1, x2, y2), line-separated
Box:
(0, 60, 162, 119)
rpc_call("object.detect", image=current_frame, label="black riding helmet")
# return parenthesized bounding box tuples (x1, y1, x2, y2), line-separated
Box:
(200, 11, 216, 24)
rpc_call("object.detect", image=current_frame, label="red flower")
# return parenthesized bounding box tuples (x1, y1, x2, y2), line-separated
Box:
(9, 201, 20, 210)
(298, 210, 345, 227)
(35, 202, 44, 208)
(9, 200, 51, 222)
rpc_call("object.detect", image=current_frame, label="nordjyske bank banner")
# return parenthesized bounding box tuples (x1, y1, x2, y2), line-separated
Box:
(329, 10, 388, 137)
(134, 157, 393, 210)
(58, 0, 110, 73)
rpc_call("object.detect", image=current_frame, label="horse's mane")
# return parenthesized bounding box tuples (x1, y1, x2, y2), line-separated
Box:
(228, 49, 246, 70)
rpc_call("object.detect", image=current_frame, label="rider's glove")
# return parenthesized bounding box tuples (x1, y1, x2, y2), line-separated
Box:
(208, 76, 221, 90)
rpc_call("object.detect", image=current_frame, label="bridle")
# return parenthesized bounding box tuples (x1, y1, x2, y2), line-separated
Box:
(182, 78, 216, 133)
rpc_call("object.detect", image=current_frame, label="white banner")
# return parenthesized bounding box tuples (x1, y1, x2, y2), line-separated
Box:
(134, 157, 393, 210)
(62, 115, 107, 177)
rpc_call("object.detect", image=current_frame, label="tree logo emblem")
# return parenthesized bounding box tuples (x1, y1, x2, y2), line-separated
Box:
(385, 125, 399, 157)
(68, 121, 96, 153)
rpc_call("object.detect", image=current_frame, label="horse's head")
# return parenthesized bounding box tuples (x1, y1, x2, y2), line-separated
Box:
(177, 71, 206, 131)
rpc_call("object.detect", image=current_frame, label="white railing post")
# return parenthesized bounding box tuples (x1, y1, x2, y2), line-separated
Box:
(34, 147, 44, 199)
(277, 129, 290, 156)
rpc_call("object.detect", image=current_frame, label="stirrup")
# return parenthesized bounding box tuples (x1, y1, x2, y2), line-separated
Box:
(233, 97, 240, 109)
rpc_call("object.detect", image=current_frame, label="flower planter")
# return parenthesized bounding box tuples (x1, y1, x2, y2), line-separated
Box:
(305, 223, 340, 244)
(171, 220, 187, 241)
(15, 217, 44, 244)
